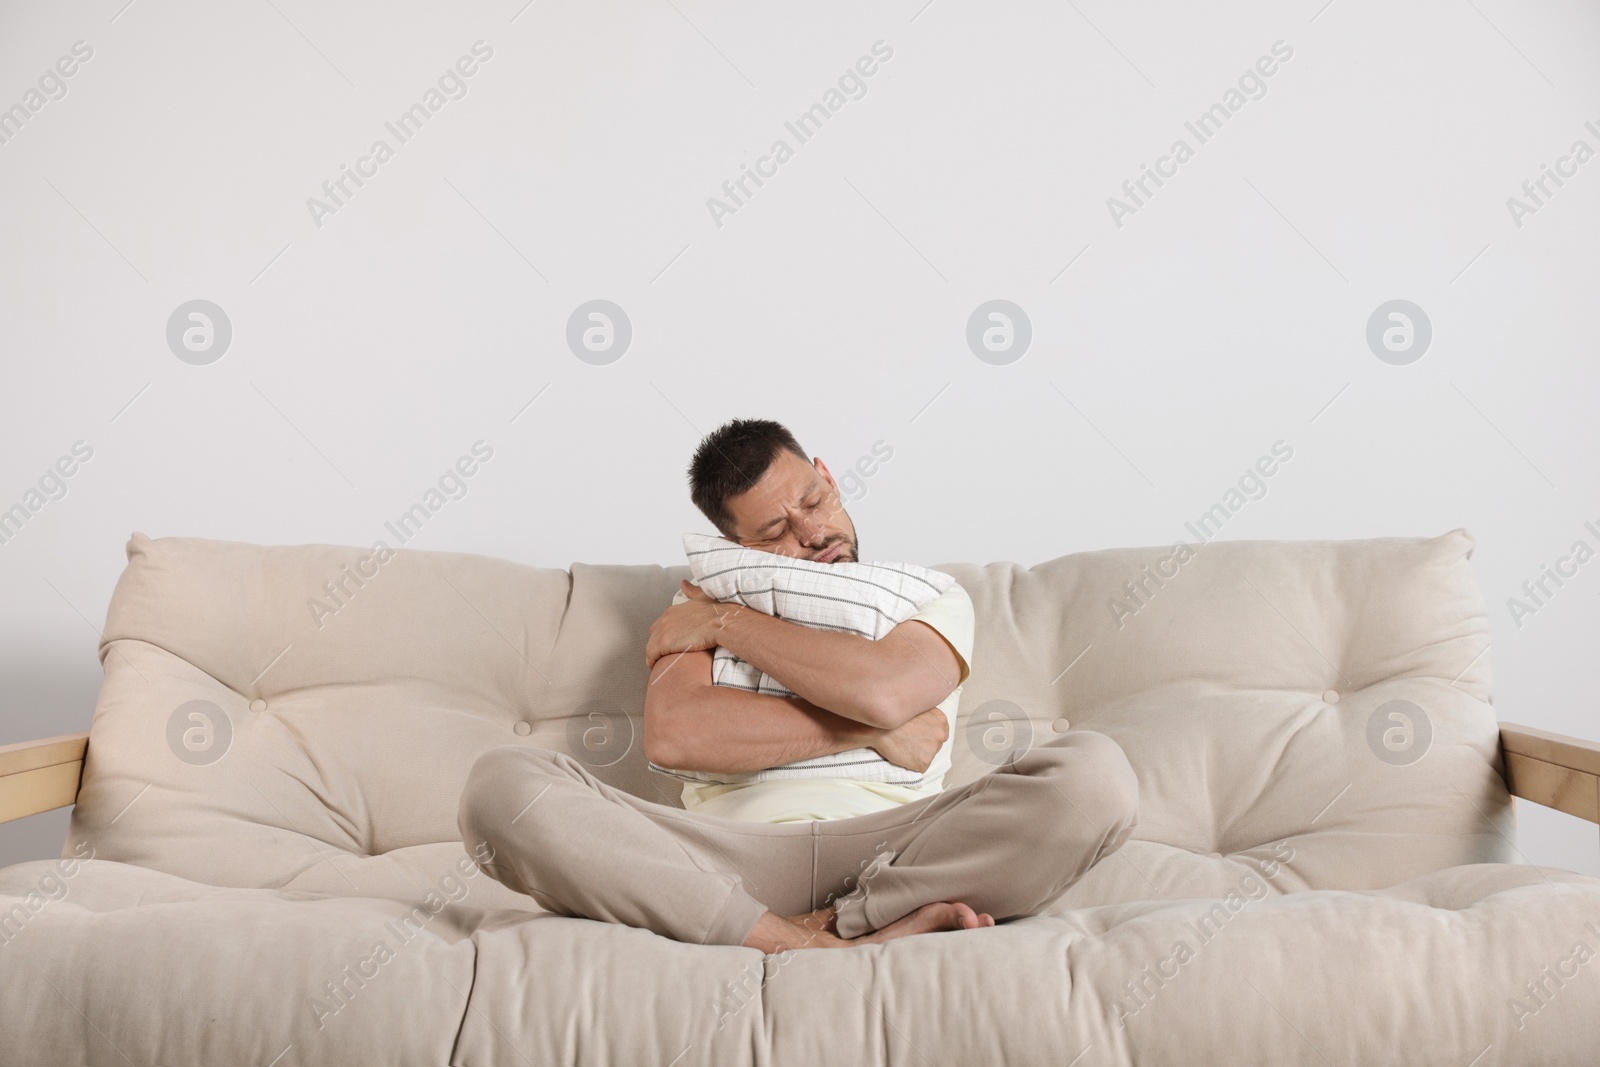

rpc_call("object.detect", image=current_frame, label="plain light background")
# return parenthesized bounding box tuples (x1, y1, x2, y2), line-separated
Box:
(1, 0, 1596, 875)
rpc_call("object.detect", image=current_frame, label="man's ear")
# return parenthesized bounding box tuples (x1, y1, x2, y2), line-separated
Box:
(812, 457, 848, 526)
(813, 456, 838, 493)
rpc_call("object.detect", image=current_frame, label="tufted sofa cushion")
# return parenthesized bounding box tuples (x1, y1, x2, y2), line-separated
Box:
(65, 528, 1511, 905)
(5, 856, 1597, 1066)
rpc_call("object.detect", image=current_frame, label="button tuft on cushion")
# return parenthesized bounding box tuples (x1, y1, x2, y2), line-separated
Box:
(1322, 689, 1340, 703)
(513, 721, 532, 736)
(1208, 851, 1222, 859)
(248, 699, 267, 712)
(1052, 717, 1071, 733)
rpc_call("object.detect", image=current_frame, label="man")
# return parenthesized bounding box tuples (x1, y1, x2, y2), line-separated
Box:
(459, 419, 1138, 953)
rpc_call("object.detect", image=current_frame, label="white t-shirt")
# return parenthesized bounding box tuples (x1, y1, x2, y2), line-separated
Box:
(668, 582, 975, 823)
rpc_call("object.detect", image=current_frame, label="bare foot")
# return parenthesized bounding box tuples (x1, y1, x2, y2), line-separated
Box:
(851, 901, 996, 946)
(742, 902, 995, 953)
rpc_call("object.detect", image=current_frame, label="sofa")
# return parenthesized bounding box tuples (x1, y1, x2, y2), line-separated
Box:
(2, 527, 1598, 1066)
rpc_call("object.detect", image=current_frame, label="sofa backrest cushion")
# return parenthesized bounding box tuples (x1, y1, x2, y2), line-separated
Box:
(66, 528, 1512, 905)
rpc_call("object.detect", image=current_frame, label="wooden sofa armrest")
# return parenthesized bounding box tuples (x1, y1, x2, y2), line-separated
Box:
(0, 733, 89, 825)
(1500, 722, 1600, 825)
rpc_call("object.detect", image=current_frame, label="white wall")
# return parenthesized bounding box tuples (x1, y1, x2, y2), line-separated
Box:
(1, 0, 1596, 873)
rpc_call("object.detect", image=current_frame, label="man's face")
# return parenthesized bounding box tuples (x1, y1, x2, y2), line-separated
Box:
(724, 449, 858, 563)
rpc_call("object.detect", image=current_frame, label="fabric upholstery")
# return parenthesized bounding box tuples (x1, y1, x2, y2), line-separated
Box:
(0, 527, 1594, 1064)
(3, 858, 1598, 1065)
(65, 528, 1515, 899)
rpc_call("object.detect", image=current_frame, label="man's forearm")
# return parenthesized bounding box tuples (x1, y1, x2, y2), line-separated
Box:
(652, 682, 879, 775)
(712, 608, 894, 726)
(651, 584, 958, 727)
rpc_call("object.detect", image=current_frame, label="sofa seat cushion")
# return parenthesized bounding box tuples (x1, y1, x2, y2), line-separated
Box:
(0, 858, 480, 1066)
(6, 858, 1598, 1066)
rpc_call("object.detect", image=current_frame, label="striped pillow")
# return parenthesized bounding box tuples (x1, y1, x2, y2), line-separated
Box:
(646, 533, 954, 785)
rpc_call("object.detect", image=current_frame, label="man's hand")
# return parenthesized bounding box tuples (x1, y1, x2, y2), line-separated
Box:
(867, 707, 950, 774)
(645, 581, 743, 669)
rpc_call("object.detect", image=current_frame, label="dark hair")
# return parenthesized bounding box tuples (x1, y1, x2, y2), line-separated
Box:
(689, 418, 808, 538)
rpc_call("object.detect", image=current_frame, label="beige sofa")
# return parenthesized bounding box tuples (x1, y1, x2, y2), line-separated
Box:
(2, 528, 1598, 1066)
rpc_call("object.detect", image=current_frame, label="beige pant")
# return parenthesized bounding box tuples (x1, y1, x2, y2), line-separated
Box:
(458, 730, 1138, 946)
